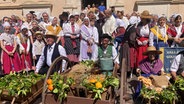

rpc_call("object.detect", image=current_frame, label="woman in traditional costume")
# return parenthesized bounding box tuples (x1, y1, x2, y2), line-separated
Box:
(136, 10, 152, 66)
(149, 15, 169, 49)
(135, 46, 164, 97)
(167, 14, 184, 47)
(137, 46, 163, 77)
(46, 17, 62, 44)
(80, 17, 98, 61)
(120, 16, 138, 74)
(0, 22, 21, 74)
(17, 25, 32, 70)
(63, 15, 80, 64)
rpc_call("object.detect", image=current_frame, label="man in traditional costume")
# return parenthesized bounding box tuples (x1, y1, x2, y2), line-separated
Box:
(34, 31, 66, 74)
(170, 50, 184, 81)
(98, 34, 119, 75)
(102, 9, 116, 37)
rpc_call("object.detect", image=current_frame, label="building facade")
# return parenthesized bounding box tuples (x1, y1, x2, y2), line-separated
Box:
(0, 0, 183, 19)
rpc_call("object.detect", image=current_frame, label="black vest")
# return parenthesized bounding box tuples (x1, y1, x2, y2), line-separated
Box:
(43, 44, 60, 66)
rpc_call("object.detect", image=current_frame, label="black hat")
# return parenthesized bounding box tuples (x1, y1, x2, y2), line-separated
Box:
(29, 11, 35, 14)
(61, 12, 69, 17)
(101, 34, 112, 40)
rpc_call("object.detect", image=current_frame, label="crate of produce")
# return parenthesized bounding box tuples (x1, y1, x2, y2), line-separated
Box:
(0, 72, 45, 104)
(42, 57, 119, 104)
(138, 75, 178, 104)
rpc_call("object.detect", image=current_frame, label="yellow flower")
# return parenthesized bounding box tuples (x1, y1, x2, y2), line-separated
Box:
(95, 82, 102, 89)
(89, 79, 97, 83)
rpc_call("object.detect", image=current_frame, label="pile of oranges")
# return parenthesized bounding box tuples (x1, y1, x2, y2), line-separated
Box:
(87, 75, 105, 89)
(47, 78, 54, 91)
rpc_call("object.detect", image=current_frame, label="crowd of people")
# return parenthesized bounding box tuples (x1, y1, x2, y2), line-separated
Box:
(0, 2, 183, 81)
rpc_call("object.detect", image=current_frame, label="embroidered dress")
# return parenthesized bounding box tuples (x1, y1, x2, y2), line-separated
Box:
(0, 33, 21, 74)
(17, 33, 32, 70)
(63, 22, 80, 62)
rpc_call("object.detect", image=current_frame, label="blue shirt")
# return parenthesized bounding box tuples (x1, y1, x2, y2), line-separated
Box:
(98, 6, 105, 12)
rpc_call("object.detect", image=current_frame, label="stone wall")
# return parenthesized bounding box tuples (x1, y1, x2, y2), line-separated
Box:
(0, 0, 183, 20)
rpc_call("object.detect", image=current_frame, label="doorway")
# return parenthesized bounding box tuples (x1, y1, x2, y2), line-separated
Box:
(81, 0, 106, 10)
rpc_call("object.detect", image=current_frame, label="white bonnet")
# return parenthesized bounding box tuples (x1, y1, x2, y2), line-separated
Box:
(3, 22, 10, 27)
(158, 14, 167, 19)
(173, 14, 182, 20)
(83, 16, 89, 21)
(21, 25, 28, 30)
(129, 16, 138, 25)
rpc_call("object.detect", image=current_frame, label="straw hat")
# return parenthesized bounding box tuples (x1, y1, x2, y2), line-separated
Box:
(44, 31, 57, 38)
(35, 31, 43, 36)
(143, 46, 162, 56)
(140, 10, 152, 19)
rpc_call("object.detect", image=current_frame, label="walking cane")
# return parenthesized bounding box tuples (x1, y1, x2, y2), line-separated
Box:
(33, 57, 36, 67)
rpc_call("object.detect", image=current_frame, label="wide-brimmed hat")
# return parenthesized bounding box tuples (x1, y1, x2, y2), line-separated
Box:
(35, 31, 43, 36)
(44, 31, 57, 38)
(143, 46, 162, 55)
(140, 10, 152, 19)
(101, 34, 112, 40)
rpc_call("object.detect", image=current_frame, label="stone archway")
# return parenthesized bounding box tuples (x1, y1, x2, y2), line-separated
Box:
(81, 0, 107, 10)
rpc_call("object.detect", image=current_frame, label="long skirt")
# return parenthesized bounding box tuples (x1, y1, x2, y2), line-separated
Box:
(2, 45, 21, 74)
(130, 47, 137, 68)
(64, 37, 80, 62)
(20, 44, 32, 70)
(136, 37, 148, 67)
(79, 40, 98, 61)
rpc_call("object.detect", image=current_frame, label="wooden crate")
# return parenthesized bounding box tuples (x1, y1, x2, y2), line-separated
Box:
(0, 79, 44, 104)
(44, 94, 114, 104)
(44, 87, 115, 104)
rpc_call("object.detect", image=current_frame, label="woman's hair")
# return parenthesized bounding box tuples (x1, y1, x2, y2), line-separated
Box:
(174, 15, 182, 21)
(146, 18, 151, 23)
(69, 15, 75, 19)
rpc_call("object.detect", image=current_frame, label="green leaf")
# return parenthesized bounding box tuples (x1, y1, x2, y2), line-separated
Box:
(53, 88, 58, 94)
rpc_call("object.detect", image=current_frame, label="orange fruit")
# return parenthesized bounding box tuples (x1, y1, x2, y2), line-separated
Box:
(48, 84, 54, 91)
(89, 79, 97, 83)
(95, 82, 102, 89)
(47, 78, 52, 85)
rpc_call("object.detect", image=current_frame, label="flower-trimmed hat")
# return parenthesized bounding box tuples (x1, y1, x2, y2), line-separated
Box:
(143, 46, 162, 56)
(140, 10, 152, 19)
